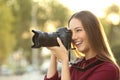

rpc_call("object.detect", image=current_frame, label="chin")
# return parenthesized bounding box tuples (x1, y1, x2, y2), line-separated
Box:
(78, 47, 88, 53)
(78, 48, 85, 53)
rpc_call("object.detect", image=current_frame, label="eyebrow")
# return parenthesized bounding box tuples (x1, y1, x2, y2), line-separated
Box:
(74, 26, 82, 29)
(69, 26, 82, 30)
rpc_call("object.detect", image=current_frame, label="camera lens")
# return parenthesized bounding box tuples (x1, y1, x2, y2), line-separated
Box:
(31, 27, 72, 50)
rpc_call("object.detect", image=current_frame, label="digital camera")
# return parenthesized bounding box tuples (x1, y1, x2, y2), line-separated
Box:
(31, 27, 72, 50)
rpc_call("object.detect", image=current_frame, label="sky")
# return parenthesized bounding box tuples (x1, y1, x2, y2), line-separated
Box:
(58, 0, 120, 17)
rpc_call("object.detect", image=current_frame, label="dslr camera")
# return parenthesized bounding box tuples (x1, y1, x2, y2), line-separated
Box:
(31, 27, 72, 50)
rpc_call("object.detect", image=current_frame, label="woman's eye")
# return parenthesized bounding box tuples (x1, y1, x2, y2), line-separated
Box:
(76, 29, 82, 32)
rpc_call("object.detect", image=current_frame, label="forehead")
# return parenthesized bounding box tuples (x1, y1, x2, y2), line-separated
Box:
(69, 18, 83, 29)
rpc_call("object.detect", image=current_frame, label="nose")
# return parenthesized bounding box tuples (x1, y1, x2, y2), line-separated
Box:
(72, 32, 77, 40)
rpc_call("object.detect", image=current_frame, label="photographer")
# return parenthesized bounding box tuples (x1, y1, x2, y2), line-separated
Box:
(44, 11, 119, 80)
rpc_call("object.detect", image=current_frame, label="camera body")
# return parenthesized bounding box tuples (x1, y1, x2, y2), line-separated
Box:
(31, 27, 72, 50)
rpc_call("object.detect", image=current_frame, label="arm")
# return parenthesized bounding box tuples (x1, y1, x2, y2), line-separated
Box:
(46, 54, 57, 78)
(61, 59, 71, 80)
(44, 54, 60, 80)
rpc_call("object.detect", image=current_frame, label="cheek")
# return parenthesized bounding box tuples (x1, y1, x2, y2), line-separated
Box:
(83, 34, 90, 47)
(80, 31, 87, 39)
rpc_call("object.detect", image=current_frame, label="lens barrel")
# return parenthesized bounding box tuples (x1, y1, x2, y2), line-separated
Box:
(31, 27, 72, 50)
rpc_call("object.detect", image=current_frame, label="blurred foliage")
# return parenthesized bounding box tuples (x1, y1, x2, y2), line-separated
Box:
(0, 0, 71, 65)
(0, 0, 15, 64)
(11, 0, 32, 63)
(36, 0, 72, 30)
(100, 4, 120, 65)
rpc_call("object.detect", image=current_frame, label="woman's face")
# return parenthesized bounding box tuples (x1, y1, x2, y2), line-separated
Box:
(69, 18, 91, 53)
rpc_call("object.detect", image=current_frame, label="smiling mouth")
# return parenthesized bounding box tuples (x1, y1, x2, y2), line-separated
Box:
(74, 41, 83, 47)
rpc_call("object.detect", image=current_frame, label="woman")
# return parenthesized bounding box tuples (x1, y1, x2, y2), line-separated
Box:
(44, 11, 119, 80)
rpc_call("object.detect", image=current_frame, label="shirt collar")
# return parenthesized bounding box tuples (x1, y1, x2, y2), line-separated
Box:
(82, 56, 98, 64)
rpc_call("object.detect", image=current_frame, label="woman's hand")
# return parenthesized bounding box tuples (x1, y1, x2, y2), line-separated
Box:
(47, 37, 69, 64)
(47, 37, 71, 80)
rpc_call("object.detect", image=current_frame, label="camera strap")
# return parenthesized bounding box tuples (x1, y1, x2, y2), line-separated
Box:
(68, 48, 76, 62)
(70, 60, 103, 72)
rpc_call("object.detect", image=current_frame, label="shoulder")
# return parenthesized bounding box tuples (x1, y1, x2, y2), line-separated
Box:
(98, 61, 118, 71)
(87, 61, 119, 80)
(94, 61, 119, 75)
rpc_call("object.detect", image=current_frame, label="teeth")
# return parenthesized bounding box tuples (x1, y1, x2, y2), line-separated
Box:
(75, 42, 81, 45)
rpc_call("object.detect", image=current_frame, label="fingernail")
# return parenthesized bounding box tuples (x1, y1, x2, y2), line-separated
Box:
(57, 37, 59, 40)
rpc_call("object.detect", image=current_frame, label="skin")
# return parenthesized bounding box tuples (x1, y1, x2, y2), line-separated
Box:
(46, 18, 97, 80)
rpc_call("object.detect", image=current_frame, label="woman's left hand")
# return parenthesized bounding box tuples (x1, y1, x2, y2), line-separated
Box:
(47, 37, 69, 63)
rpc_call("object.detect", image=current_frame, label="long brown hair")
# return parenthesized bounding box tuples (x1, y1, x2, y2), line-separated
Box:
(68, 11, 119, 68)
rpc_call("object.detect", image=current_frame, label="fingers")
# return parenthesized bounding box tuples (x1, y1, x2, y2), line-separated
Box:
(57, 37, 64, 47)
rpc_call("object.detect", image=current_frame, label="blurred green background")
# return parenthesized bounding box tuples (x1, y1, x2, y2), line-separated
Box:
(0, 0, 120, 77)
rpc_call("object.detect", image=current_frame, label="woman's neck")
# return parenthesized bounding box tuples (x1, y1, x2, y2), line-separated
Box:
(84, 49, 97, 60)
